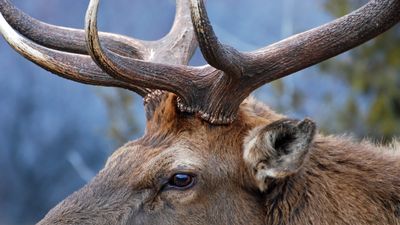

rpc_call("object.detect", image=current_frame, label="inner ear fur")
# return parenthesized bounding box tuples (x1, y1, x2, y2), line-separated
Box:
(243, 118, 316, 191)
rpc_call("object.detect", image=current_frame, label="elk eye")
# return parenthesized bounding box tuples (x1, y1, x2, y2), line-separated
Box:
(168, 173, 195, 190)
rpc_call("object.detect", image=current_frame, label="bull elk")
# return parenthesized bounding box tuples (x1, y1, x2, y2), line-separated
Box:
(1, 0, 400, 224)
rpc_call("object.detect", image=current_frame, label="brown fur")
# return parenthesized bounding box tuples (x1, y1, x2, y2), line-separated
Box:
(37, 94, 400, 225)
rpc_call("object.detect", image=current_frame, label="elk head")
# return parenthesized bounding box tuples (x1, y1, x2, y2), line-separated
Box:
(0, 0, 399, 224)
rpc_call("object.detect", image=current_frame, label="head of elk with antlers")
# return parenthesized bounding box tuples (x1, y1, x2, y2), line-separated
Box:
(1, 0, 400, 224)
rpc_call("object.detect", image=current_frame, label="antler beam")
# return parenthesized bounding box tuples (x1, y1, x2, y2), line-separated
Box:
(0, 9, 148, 95)
(191, 0, 400, 84)
(0, 0, 144, 58)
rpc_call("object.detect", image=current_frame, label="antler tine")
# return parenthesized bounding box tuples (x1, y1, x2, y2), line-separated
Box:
(0, 0, 145, 58)
(85, 0, 203, 103)
(148, 0, 198, 65)
(191, 0, 400, 82)
(189, 0, 245, 77)
(245, 0, 400, 84)
(0, 12, 148, 96)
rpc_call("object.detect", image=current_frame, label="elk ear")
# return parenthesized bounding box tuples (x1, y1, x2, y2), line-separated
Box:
(243, 118, 316, 191)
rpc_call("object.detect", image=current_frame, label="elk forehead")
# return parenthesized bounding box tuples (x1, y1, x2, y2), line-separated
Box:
(108, 138, 203, 168)
(105, 141, 204, 187)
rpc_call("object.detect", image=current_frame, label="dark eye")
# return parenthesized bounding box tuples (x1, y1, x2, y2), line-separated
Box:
(167, 173, 196, 190)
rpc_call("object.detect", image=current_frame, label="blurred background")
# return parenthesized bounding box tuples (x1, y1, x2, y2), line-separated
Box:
(0, 0, 398, 224)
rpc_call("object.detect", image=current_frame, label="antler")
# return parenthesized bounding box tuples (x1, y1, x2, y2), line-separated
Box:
(0, 0, 198, 97)
(85, 0, 202, 101)
(1, 0, 399, 124)
(186, 0, 400, 122)
(0, 0, 143, 57)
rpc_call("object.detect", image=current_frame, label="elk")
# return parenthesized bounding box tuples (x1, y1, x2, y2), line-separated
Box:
(1, 0, 400, 224)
